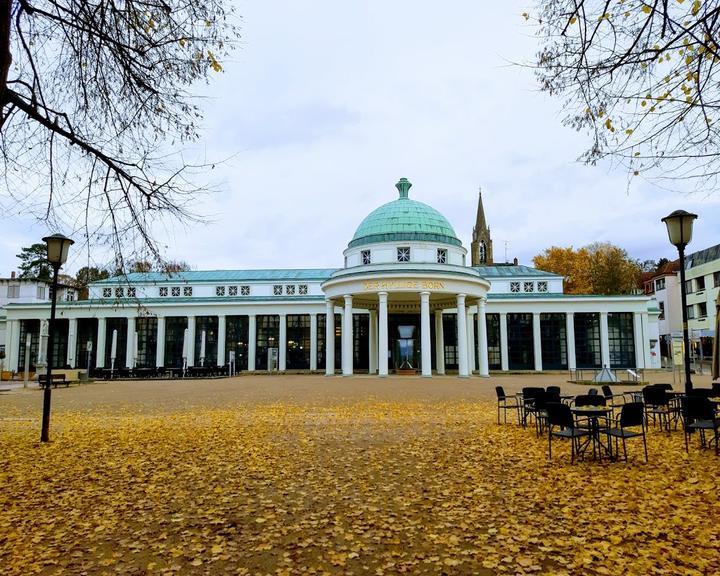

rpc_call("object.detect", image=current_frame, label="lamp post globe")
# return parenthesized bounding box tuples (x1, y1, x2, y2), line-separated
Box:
(661, 210, 697, 396)
(40, 233, 74, 443)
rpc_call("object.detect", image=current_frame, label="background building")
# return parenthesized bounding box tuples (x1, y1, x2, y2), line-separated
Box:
(3, 179, 661, 378)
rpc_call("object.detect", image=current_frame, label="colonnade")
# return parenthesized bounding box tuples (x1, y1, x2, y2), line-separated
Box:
(4, 307, 652, 375)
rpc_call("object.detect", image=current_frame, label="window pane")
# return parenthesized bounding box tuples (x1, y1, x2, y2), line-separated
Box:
(608, 312, 635, 368)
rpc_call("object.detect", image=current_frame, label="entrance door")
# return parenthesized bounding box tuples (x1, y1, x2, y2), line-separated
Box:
(387, 314, 432, 372)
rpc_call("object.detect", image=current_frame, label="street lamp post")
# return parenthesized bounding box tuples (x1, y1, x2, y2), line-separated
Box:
(40, 233, 74, 443)
(661, 210, 698, 396)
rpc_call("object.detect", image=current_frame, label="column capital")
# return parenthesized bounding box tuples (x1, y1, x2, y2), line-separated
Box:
(457, 293, 467, 304)
(343, 294, 353, 303)
(478, 297, 487, 309)
(378, 291, 388, 302)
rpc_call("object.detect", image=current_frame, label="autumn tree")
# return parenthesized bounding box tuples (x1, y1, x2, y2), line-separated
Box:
(533, 1, 720, 191)
(533, 242, 642, 294)
(16, 243, 50, 280)
(0, 1, 239, 264)
(73, 266, 111, 299)
(532, 245, 592, 293)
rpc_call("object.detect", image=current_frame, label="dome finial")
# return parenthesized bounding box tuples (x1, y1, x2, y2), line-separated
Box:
(395, 177, 412, 199)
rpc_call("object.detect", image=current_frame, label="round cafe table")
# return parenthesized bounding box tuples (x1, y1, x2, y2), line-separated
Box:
(571, 405, 613, 461)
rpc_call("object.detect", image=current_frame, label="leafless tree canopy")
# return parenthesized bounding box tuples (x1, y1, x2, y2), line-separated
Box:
(534, 1, 720, 191)
(0, 0, 238, 264)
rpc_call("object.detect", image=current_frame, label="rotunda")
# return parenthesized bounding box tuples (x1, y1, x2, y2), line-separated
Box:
(322, 178, 490, 378)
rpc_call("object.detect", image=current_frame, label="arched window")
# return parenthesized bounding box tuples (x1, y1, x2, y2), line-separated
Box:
(479, 241, 486, 263)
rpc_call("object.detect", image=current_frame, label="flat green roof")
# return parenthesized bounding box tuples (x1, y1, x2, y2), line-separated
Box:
(473, 265, 561, 278)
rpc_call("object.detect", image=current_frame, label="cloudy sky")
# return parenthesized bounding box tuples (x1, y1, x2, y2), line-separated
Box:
(2, 0, 720, 276)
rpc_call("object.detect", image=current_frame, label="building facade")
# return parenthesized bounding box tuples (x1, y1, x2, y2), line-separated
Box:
(3, 179, 661, 377)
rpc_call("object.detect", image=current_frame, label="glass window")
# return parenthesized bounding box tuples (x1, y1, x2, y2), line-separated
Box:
(135, 317, 158, 369)
(103, 287, 112, 298)
(286, 315, 311, 369)
(240, 285, 250, 296)
(183, 286, 193, 297)
(685, 280, 693, 294)
(163, 317, 187, 368)
(714, 271, 720, 287)
(216, 286, 226, 296)
(7, 285, 19, 298)
(171, 287, 180, 297)
(658, 301, 665, 320)
(687, 305, 695, 319)
(298, 284, 308, 295)
(273, 285, 283, 296)
(104, 317, 127, 369)
(608, 312, 635, 368)
(696, 276, 705, 291)
(286, 285, 295, 295)
(64, 290, 75, 302)
(507, 313, 534, 370)
(486, 313, 501, 370)
(540, 313, 567, 369)
(115, 287, 124, 298)
(510, 282, 520, 293)
(361, 250, 371, 264)
(537, 281, 548, 293)
(36, 286, 46, 299)
(17, 320, 40, 372)
(228, 286, 238, 296)
(159, 287, 168, 297)
(256, 315, 280, 370)
(698, 302, 708, 317)
(397, 247, 410, 262)
(226, 316, 249, 370)
(437, 248, 447, 264)
(523, 282, 534, 292)
(194, 316, 218, 366)
(574, 313, 601, 369)
(655, 278, 666, 291)
(127, 287, 136, 298)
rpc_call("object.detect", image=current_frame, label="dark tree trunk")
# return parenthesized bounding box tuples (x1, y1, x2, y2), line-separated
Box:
(0, 0, 12, 122)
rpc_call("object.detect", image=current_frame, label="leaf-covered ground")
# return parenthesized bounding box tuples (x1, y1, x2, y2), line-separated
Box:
(1, 400, 719, 575)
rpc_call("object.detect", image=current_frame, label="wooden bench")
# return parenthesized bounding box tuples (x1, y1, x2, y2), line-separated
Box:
(37, 374, 70, 388)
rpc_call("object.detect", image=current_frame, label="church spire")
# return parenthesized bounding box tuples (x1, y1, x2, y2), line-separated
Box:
(471, 188, 493, 266)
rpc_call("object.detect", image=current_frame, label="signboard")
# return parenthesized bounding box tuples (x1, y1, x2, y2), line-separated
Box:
(363, 280, 445, 291)
(267, 347, 279, 372)
(671, 338, 684, 367)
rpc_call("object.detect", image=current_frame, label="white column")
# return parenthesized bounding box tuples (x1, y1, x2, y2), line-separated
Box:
(600, 312, 611, 368)
(342, 295, 353, 376)
(368, 310, 378, 374)
(217, 315, 226, 367)
(533, 312, 543, 372)
(420, 291, 432, 377)
(96, 317, 106, 368)
(248, 315, 257, 371)
(633, 312, 644, 369)
(125, 317, 136, 369)
(279, 313, 287, 371)
(186, 315, 196, 367)
(566, 313, 576, 371)
(325, 301, 335, 376)
(310, 313, 318, 371)
(378, 292, 389, 377)
(477, 299, 489, 377)
(7, 320, 19, 372)
(457, 294, 469, 378)
(466, 309, 476, 374)
(435, 310, 445, 375)
(641, 312, 651, 369)
(156, 317, 166, 368)
(499, 312, 509, 371)
(66, 318, 77, 368)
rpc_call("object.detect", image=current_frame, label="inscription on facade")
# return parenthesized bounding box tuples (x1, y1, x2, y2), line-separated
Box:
(363, 280, 445, 291)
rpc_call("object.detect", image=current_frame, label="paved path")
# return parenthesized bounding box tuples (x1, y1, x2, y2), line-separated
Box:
(1, 371, 714, 415)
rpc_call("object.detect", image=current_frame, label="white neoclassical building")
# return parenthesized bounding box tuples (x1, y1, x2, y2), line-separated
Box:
(2, 179, 662, 378)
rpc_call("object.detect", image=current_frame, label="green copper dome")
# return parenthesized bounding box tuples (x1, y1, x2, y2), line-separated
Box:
(349, 178, 462, 249)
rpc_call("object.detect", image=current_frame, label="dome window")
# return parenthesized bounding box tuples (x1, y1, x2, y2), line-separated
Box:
(397, 247, 411, 263)
(437, 248, 447, 264)
(361, 250, 371, 265)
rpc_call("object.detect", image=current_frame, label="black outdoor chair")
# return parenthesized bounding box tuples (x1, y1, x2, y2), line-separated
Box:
(601, 384, 628, 413)
(546, 402, 590, 463)
(546, 386, 561, 395)
(712, 382, 720, 396)
(642, 385, 679, 432)
(520, 387, 544, 428)
(588, 388, 599, 396)
(606, 402, 648, 462)
(574, 394, 606, 407)
(681, 396, 720, 456)
(495, 386, 521, 425)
